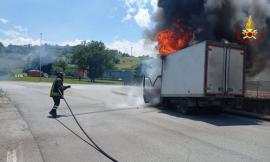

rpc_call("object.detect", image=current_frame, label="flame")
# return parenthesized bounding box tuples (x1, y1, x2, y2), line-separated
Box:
(156, 21, 192, 55)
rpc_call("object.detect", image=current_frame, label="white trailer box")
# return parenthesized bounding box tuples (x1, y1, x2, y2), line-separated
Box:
(161, 41, 245, 98)
(143, 41, 246, 114)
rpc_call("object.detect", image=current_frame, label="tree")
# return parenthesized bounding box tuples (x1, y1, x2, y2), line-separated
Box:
(41, 63, 53, 75)
(71, 45, 89, 70)
(72, 41, 117, 82)
(52, 60, 68, 74)
(0, 42, 4, 54)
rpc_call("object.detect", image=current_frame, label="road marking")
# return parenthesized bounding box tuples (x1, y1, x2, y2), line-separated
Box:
(6, 149, 17, 162)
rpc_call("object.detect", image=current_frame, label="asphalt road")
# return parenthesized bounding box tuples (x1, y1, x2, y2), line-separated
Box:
(1, 81, 270, 162)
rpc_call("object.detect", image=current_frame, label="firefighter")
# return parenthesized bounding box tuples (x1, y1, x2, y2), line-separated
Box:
(49, 72, 71, 118)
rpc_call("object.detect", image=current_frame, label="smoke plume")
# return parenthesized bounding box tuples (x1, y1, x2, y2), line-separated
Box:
(146, 0, 270, 77)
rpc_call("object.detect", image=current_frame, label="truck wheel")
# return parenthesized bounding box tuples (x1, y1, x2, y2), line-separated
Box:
(161, 98, 169, 108)
(179, 101, 192, 115)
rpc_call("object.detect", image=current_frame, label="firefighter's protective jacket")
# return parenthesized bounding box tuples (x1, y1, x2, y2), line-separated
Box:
(50, 77, 69, 97)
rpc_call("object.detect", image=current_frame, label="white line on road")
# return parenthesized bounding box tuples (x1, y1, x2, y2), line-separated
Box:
(7, 149, 17, 162)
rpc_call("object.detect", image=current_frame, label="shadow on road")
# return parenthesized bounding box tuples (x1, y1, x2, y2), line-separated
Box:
(47, 115, 67, 119)
(60, 107, 139, 118)
(157, 106, 263, 126)
(48, 104, 263, 126)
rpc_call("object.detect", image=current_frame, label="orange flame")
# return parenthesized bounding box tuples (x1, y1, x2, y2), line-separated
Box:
(156, 21, 192, 55)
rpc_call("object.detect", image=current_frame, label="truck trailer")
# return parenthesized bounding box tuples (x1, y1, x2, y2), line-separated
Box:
(143, 41, 245, 114)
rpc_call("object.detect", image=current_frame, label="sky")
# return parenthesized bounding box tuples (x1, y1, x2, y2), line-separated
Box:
(0, 0, 158, 56)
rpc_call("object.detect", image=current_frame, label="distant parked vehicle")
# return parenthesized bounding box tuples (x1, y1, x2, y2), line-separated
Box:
(28, 70, 44, 77)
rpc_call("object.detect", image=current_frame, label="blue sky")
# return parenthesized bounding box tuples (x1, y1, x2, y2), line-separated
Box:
(0, 0, 158, 56)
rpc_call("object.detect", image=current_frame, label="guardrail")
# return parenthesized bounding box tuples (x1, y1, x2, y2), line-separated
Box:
(246, 81, 270, 99)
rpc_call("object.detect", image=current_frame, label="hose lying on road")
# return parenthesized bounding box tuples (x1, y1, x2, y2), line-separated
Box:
(55, 118, 98, 151)
(58, 89, 118, 162)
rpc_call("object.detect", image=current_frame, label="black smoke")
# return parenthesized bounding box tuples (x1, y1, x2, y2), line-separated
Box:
(146, 0, 270, 77)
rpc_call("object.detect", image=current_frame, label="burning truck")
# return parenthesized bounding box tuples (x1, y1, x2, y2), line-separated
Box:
(143, 41, 245, 114)
(142, 0, 270, 114)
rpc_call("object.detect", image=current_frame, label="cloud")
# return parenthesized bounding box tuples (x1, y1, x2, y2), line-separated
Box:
(0, 37, 87, 47)
(59, 39, 86, 46)
(122, 14, 132, 22)
(0, 37, 41, 46)
(14, 25, 28, 32)
(0, 25, 28, 40)
(106, 39, 157, 57)
(0, 18, 8, 24)
(0, 22, 33, 46)
(0, 29, 22, 38)
(150, 0, 158, 12)
(134, 8, 151, 28)
(0, 24, 36, 46)
(122, 0, 158, 28)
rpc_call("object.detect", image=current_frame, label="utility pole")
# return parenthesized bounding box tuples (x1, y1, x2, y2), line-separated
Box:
(39, 33, 42, 81)
(130, 46, 133, 57)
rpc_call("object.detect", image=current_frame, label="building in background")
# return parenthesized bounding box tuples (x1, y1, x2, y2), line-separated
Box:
(78, 69, 88, 79)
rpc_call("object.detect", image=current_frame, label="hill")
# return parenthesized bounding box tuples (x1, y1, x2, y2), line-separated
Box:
(115, 56, 141, 70)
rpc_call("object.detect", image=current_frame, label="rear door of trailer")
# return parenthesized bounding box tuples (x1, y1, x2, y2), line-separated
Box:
(205, 43, 245, 96)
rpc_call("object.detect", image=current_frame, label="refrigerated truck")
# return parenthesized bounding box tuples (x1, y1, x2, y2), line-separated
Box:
(143, 41, 246, 114)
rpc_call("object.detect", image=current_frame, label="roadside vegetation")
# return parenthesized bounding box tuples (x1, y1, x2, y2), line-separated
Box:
(0, 41, 150, 85)
(12, 76, 123, 85)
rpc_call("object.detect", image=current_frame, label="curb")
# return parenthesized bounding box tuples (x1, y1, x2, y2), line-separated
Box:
(224, 109, 270, 122)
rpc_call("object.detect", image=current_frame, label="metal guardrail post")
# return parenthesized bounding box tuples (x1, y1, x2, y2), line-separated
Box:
(257, 81, 259, 98)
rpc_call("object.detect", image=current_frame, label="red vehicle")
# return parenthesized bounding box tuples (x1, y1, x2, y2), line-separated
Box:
(28, 70, 43, 77)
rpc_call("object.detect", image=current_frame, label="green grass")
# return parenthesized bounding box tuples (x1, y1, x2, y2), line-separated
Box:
(11, 77, 123, 85)
(0, 88, 5, 97)
(115, 56, 140, 70)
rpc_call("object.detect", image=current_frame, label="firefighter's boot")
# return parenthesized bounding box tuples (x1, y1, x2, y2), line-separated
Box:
(49, 109, 57, 118)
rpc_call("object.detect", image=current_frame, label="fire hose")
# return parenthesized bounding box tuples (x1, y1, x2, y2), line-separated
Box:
(58, 88, 118, 162)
